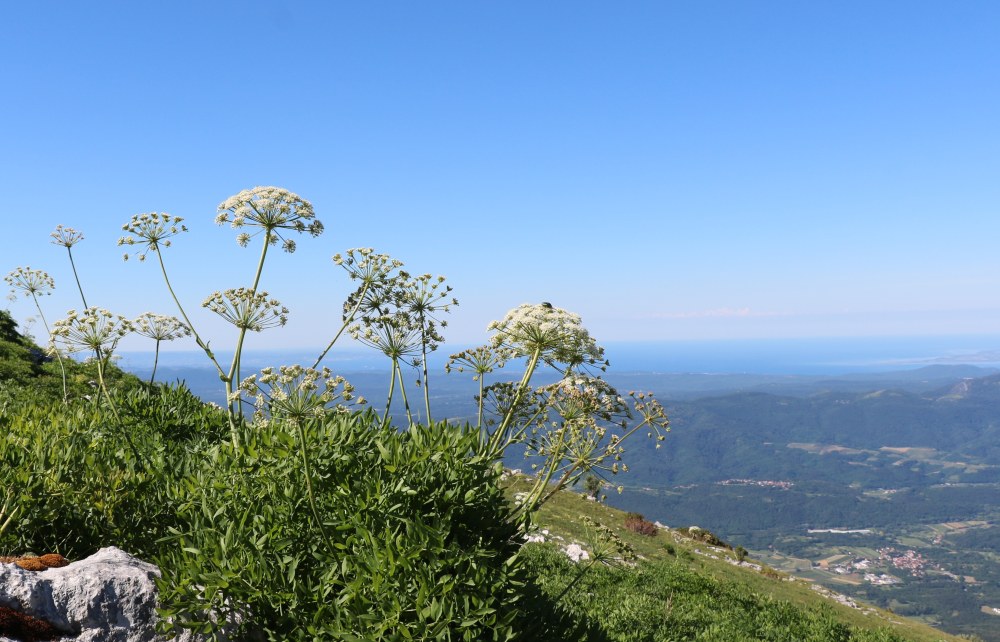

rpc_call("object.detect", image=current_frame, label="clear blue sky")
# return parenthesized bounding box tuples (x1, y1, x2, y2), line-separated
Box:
(4, 1, 1000, 353)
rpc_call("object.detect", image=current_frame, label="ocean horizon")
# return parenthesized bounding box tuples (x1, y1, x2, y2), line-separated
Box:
(116, 334, 1000, 378)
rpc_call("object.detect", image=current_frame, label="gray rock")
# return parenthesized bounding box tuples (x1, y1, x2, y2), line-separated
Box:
(0, 546, 205, 642)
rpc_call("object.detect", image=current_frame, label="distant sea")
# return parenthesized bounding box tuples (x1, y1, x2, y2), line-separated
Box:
(113, 335, 1000, 407)
(117, 334, 1000, 378)
(599, 335, 1000, 375)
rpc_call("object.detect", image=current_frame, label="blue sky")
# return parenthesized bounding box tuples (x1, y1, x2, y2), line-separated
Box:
(4, 1, 1000, 353)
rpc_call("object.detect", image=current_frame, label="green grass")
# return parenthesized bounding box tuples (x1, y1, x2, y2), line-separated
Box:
(515, 477, 970, 642)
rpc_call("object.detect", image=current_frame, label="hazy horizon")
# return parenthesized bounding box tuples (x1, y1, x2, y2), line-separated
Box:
(114, 334, 1000, 378)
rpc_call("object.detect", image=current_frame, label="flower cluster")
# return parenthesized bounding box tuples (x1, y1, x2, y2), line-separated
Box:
(349, 312, 423, 363)
(5, 267, 54, 300)
(479, 380, 544, 429)
(118, 213, 188, 261)
(400, 273, 456, 353)
(238, 365, 360, 427)
(215, 186, 322, 252)
(50, 307, 133, 355)
(334, 248, 404, 288)
(203, 288, 288, 332)
(133, 312, 191, 342)
(344, 260, 456, 367)
(50, 225, 84, 248)
(335, 248, 406, 323)
(627, 391, 670, 450)
(489, 303, 606, 370)
(446, 345, 511, 380)
(542, 375, 629, 429)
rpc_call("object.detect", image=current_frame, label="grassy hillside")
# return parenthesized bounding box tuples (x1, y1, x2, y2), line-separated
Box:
(519, 478, 971, 641)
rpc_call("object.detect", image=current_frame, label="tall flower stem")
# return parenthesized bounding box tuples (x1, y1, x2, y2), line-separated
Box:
(156, 250, 225, 378)
(62, 246, 105, 365)
(394, 360, 414, 427)
(64, 248, 89, 309)
(312, 281, 371, 370)
(419, 311, 432, 425)
(149, 338, 161, 385)
(155, 248, 238, 441)
(382, 362, 397, 427)
(227, 230, 272, 422)
(489, 346, 542, 455)
(476, 375, 485, 431)
(30, 294, 67, 403)
(296, 419, 334, 553)
(518, 424, 569, 520)
(94, 353, 147, 469)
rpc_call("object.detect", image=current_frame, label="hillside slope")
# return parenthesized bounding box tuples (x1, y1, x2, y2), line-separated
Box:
(520, 478, 968, 642)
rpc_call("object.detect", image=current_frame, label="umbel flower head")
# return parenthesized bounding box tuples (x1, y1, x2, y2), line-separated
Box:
(489, 303, 607, 370)
(5, 267, 55, 300)
(203, 288, 288, 331)
(238, 364, 360, 427)
(133, 312, 191, 342)
(50, 307, 134, 354)
(542, 375, 630, 429)
(216, 186, 322, 252)
(446, 345, 512, 380)
(349, 311, 423, 363)
(118, 213, 188, 261)
(50, 225, 84, 248)
(334, 248, 404, 289)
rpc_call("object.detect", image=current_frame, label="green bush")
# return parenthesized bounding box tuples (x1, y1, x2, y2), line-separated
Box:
(623, 512, 658, 537)
(155, 411, 524, 641)
(0, 385, 529, 640)
(0, 384, 223, 557)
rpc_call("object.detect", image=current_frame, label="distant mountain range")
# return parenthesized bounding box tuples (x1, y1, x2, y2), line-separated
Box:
(594, 365, 1000, 641)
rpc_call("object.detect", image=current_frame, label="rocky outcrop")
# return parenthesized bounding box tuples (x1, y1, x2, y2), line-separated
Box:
(0, 547, 203, 642)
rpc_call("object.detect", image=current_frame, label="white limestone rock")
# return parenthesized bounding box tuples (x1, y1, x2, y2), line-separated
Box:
(0, 546, 205, 642)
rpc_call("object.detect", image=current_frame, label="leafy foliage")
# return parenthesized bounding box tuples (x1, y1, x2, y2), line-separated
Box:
(155, 412, 525, 641)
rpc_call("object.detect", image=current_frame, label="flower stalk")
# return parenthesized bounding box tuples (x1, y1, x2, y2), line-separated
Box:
(5, 267, 67, 402)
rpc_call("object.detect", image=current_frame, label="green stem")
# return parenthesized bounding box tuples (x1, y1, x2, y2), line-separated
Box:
(513, 423, 570, 526)
(495, 398, 549, 456)
(64, 247, 106, 367)
(65, 247, 89, 309)
(312, 280, 371, 370)
(0, 490, 19, 537)
(150, 339, 160, 385)
(419, 314, 432, 425)
(395, 359, 414, 427)
(383, 360, 397, 427)
(31, 294, 67, 403)
(489, 346, 542, 455)
(156, 249, 225, 377)
(552, 557, 598, 604)
(476, 376, 485, 433)
(95, 352, 147, 469)
(296, 419, 334, 553)
(227, 231, 272, 422)
(155, 247, 236, 439)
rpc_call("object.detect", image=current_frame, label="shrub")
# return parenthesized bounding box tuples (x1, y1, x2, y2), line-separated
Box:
(0, 385, 218, 558)
(684, 526, 731, 549)
(624, 512, 659, 537)
(155, 411, 525, 641)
